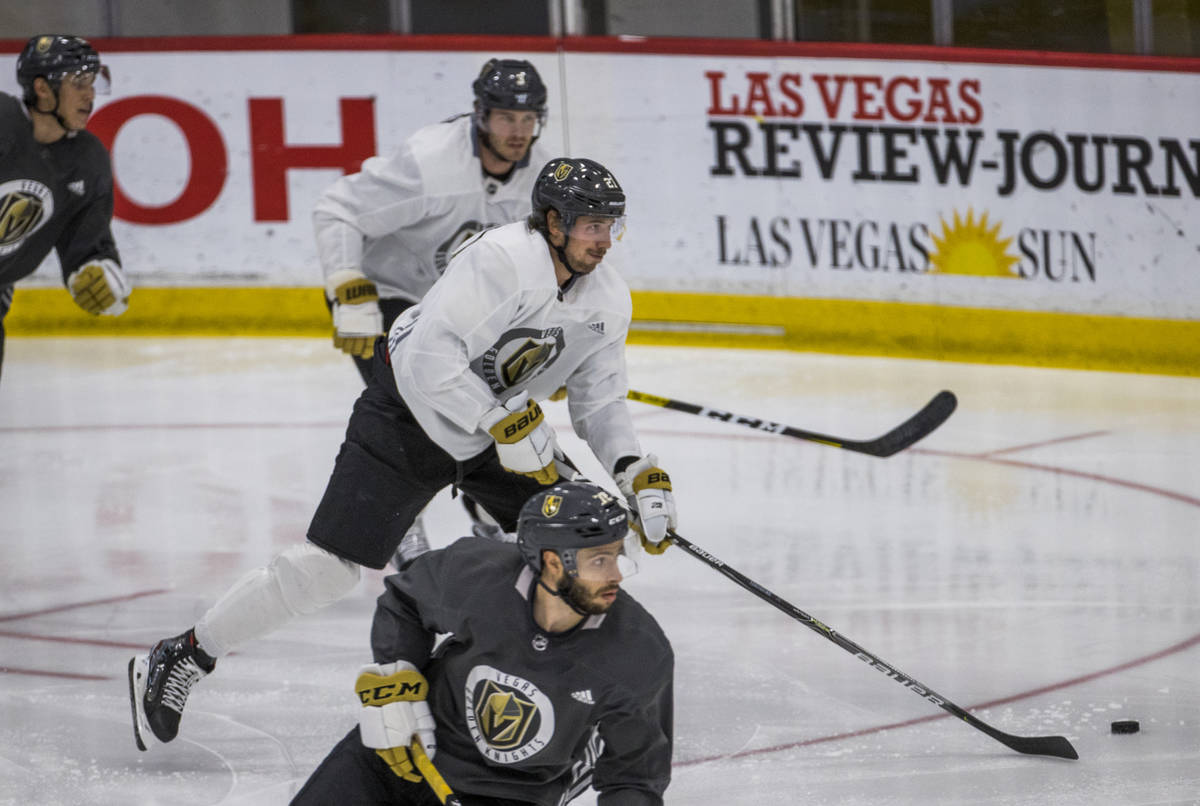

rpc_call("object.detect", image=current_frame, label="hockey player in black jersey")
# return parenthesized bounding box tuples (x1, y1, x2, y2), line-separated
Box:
(292, 480, 673, 805)
(0, 35, 130, 381)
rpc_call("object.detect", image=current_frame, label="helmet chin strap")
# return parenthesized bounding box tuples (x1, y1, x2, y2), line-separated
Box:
(543, 218, 584, 285)
(536, 574, 592, 617)
(37, 84, 72, 134)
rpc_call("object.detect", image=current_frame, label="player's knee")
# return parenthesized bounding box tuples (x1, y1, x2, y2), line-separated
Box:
(272, 542, 361, 615)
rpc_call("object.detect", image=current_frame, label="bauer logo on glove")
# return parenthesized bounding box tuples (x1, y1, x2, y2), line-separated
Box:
(615, 454, 677, 551)
(482, 392, 559, 485)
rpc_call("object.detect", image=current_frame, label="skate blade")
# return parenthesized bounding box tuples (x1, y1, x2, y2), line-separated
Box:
(127, 656, 154, 751)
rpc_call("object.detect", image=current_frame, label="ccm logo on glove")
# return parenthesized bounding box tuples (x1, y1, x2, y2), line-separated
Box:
(358, 678, 424, 704)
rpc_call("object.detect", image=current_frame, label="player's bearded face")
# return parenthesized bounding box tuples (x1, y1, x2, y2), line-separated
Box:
(560, 541, 628, 614)
(561, 215, 624, 273)
(484, 108, 539, 162)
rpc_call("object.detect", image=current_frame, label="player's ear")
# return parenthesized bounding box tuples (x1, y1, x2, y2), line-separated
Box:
(546, 210, 565, 243)
(542, 549, 563, 577)
(33, 76, 55, 104)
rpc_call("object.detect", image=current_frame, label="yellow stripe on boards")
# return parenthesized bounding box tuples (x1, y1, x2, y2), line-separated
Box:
(7, 287, 1198, 377)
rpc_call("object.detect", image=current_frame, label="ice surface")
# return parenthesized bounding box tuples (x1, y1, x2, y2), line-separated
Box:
(2, 338, 1198, 805)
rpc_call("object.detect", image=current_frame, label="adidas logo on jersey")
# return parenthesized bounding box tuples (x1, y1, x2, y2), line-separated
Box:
(571, 689, 595, 704)
(68, 180, 85, 195)
(587, 321, 605, 335)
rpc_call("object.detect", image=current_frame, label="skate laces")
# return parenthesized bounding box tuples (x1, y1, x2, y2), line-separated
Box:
(160, 657, 205, 714)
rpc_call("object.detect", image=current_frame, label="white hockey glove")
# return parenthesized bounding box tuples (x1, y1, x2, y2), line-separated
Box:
(481, 391, 559, 486)
(68, 258, 129, 316)
(327, 269, 383, 359)
(615, 454, 677, 554)
(356, 661, 436, 783)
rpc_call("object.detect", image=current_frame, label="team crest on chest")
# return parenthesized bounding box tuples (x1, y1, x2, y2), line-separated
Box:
(0, 180, 53, 256)
(473, 326, 565, 394)
(435, 220, 492, 272)
(464, 665, 556, 764)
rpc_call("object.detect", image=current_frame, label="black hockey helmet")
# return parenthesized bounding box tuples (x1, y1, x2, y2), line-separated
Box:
(517, 481, 629, 576)
(16, 35, 109, 106)
(530, 157, 626, 235)
(472, 58, 547, 134)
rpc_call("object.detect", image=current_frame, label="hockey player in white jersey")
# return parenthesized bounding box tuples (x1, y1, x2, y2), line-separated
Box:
(127, 156, 679, 753)
(315, 57, 552, 377)
(316, 57, 552, 557)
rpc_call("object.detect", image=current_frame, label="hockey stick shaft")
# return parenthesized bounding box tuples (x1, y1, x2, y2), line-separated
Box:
(627, 389, 957, 457)
(410, 739, 462, 805)
(669, 532, 1078, 760)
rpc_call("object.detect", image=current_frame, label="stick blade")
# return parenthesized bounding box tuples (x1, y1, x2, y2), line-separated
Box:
(1004, 733, 1079, 760)
(868, 389, 958, 456)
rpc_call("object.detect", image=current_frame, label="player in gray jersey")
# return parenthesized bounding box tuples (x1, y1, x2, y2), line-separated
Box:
(293, 481, 673, 805)
(315, 57, 553, 555)
(0, 35, 130, 382)
(128, 157, 679, 755)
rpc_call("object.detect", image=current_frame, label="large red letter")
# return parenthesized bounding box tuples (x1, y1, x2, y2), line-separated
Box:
(89, 96, 227, 225)
(249, 97, 377, 222)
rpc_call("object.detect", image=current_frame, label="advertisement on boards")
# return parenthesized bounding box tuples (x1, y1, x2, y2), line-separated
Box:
(563, 50, 1200, 320)
(2, 41, 1197, 321)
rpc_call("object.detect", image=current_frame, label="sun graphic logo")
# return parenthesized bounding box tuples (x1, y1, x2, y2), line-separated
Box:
(928, 208, 1020, 278)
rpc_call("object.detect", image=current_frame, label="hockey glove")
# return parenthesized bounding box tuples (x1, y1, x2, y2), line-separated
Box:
(68, 258, 129, 316)
(615, 454, 676, 553)
(327, 269, 383, 359)
(481, 391, 559, 485)
(356, 661, 437, 783)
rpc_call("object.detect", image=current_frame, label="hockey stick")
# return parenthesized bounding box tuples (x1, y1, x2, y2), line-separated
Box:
(626, 389, 957, 457)
(668, 531, 1079, 760)
(410, 739, 463, 805)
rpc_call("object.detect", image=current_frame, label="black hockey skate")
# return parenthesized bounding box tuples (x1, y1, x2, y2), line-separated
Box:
(127, 629, 216, 750)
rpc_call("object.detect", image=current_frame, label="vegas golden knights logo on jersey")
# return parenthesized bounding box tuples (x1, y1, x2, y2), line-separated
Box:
(475, 327, 565, 394)
(0, 180, 53, 256)
(501, 338, 553, 387)
(465, 665, 556, 764)
(474, 680, 540, 750)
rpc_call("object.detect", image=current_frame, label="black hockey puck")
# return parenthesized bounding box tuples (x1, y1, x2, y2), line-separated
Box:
(1110, 719, 1140, 734)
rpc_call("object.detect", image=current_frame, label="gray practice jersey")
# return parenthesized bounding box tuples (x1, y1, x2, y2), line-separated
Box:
(0, 92, 119, 290)
(372, 537, 674, 806)
(313, 114, 551, 303)
(386, 221, 642, 472)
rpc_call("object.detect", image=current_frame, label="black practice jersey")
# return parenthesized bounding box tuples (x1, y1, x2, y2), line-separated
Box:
(372, 537, 673, 806)
(0, 92, 119, 289)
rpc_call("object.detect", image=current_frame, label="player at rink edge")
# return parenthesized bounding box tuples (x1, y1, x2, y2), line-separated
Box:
(292, 480, 673, 805)
(1, 34, 130, 384)
(315, 57, 554, 563)
(127, 156, 679, 753)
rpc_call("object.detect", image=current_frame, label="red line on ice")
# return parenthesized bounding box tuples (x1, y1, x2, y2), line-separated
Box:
(676, 629, 1200, 766)
(0, 589, 169, 623)
(0, 666, 111, 681)
(676, 441, 1200, 766)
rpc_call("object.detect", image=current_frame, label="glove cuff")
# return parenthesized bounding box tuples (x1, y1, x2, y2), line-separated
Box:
(356, 661, 428, 706)
(326, 269, 379, 305)
(486, 399, 545, 445)
(615, 454, 666, 495)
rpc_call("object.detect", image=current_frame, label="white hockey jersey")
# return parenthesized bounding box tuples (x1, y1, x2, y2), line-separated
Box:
(313, 115, 551, 303)
(386, 221, 642, 474)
